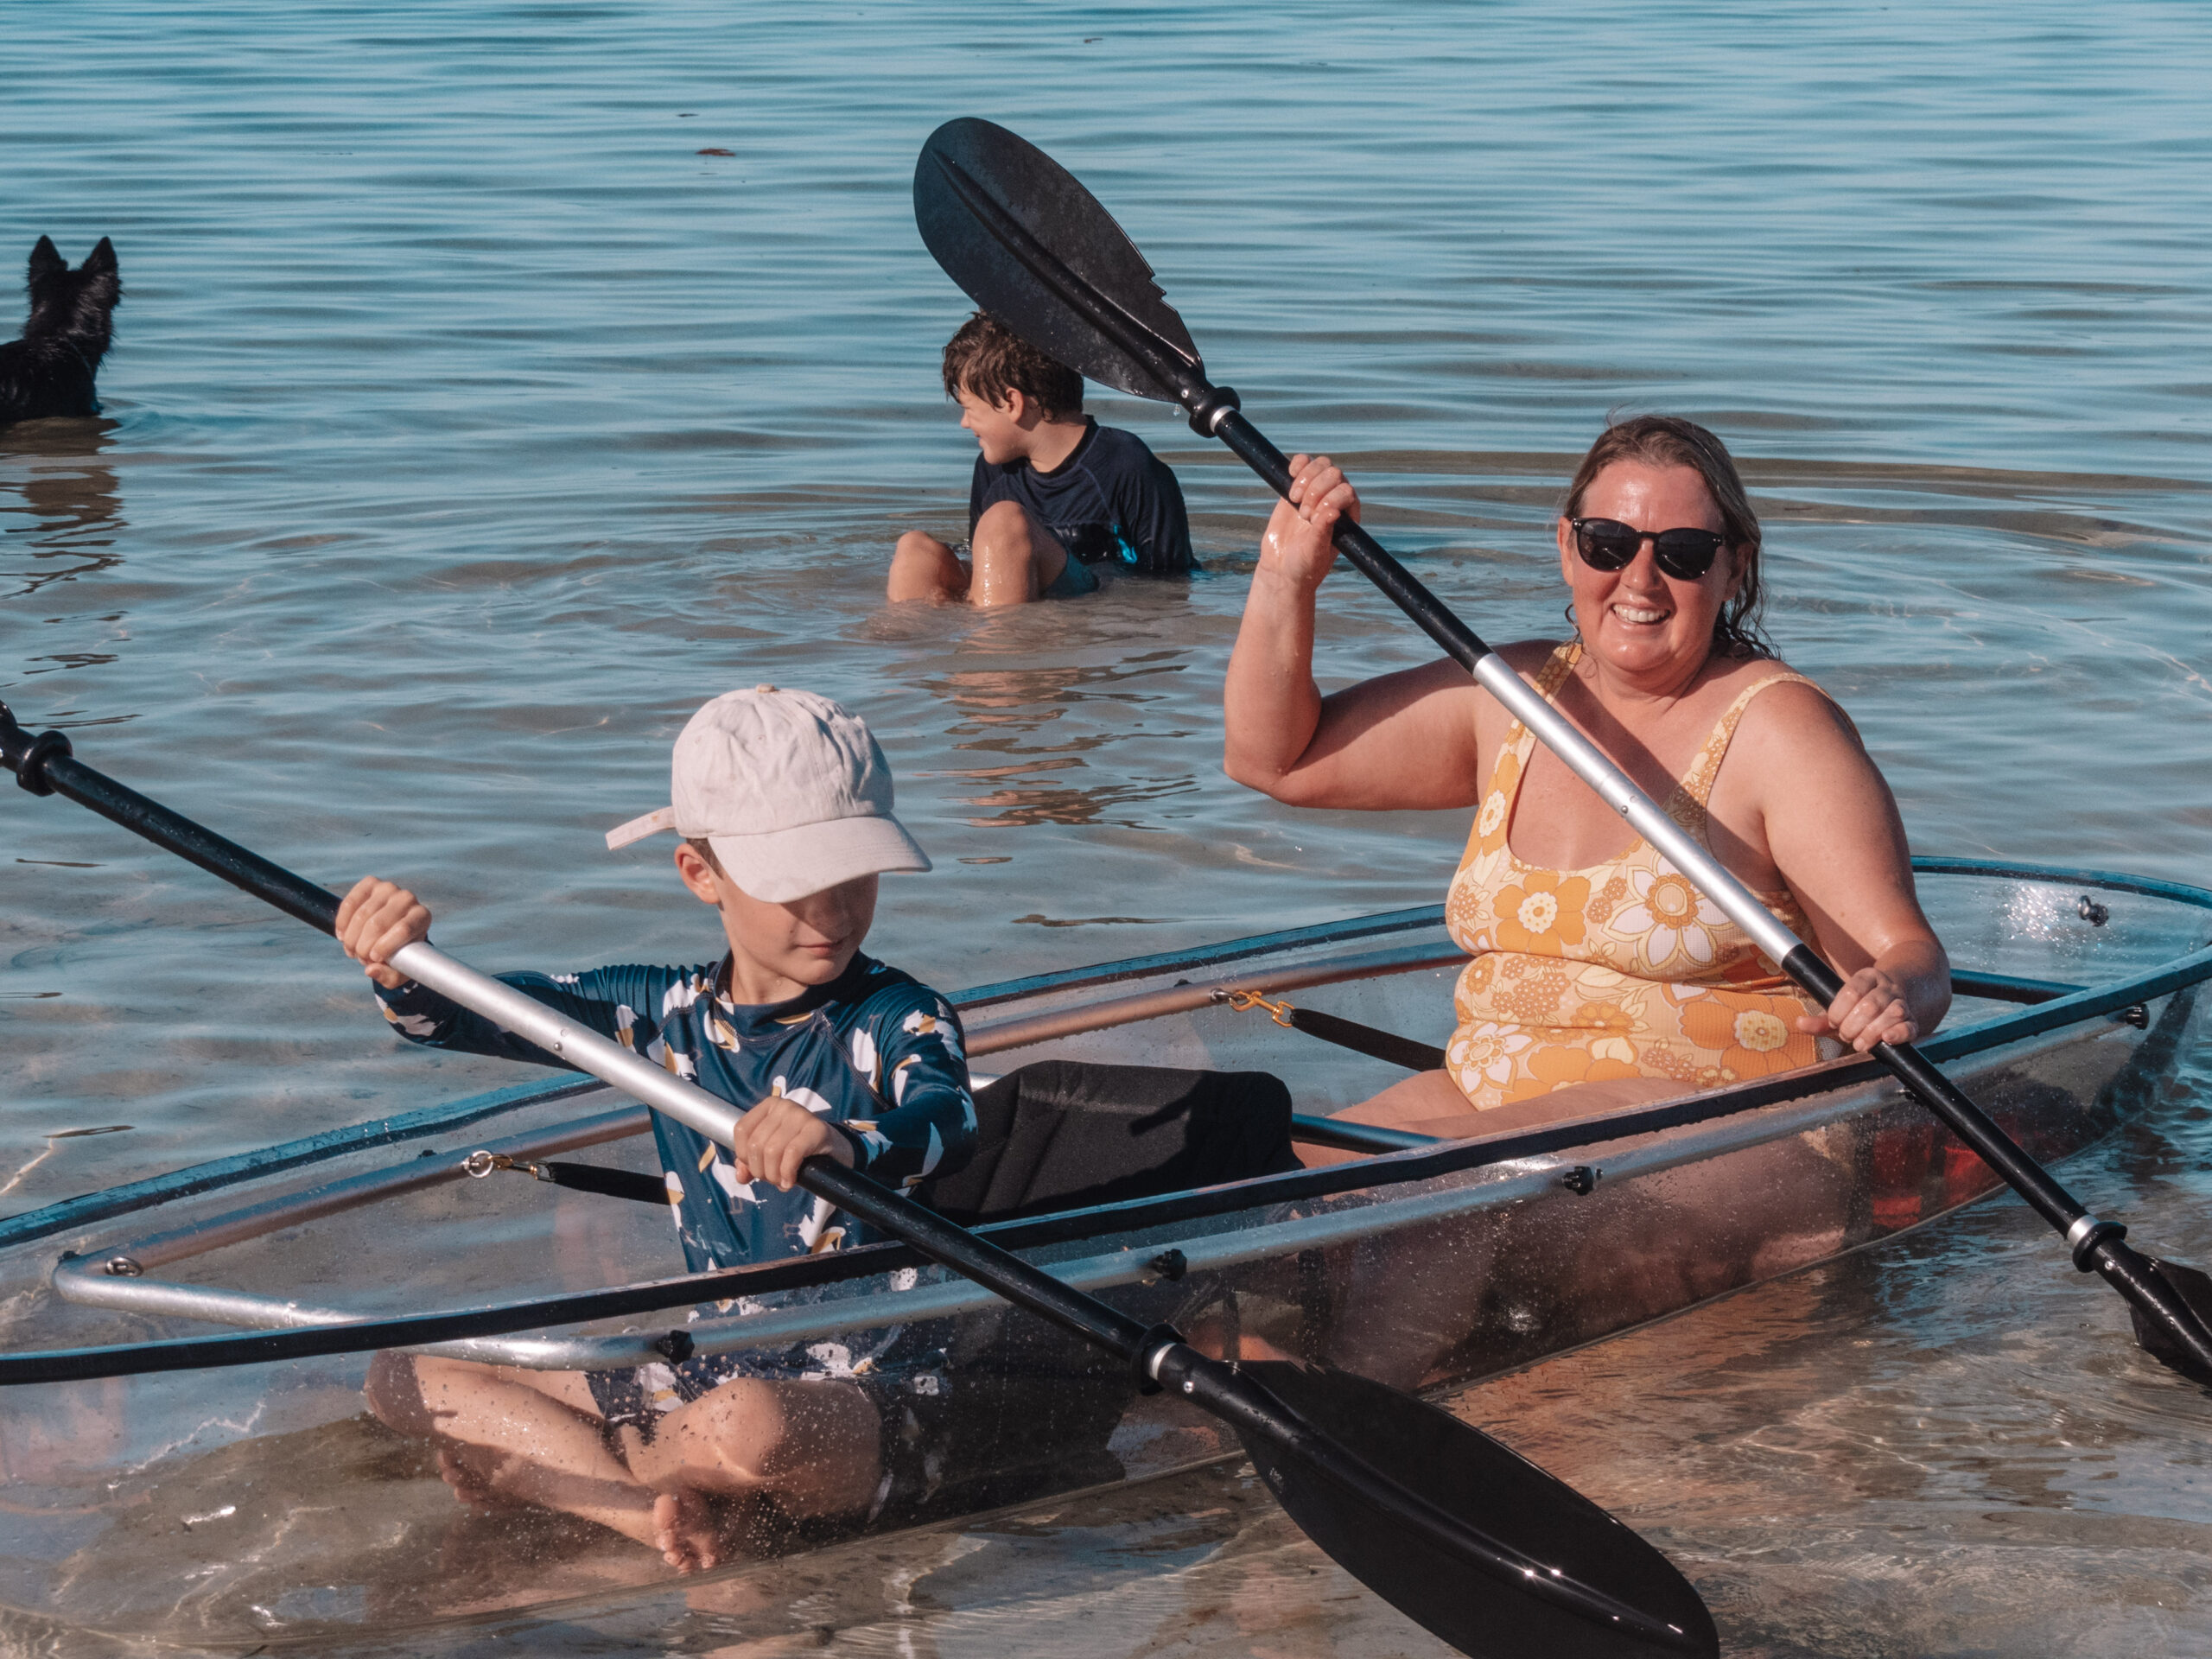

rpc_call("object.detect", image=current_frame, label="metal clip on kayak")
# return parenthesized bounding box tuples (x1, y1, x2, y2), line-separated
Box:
(464, 1149, 548, 1181)
(462, 1147, 667, 1206)
(1219, 987, 1296, 1027)
(1215, 986, 1451, 1075)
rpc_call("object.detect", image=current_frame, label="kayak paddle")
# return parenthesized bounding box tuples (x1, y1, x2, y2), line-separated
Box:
(909, 115, 2212, 1389)
(1, 701, 1718, 1659)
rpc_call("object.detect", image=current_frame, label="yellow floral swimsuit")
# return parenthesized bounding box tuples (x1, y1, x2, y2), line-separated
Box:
(1442, 642, 1846, 1110)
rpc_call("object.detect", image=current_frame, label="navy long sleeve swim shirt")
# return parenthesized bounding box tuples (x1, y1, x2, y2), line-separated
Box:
(374, 952, 977, 1271)
(969, 418, 1192, 575)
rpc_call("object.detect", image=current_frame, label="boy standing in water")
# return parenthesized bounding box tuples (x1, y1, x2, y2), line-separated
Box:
(887, 311, 1193, 607)
(338, 687, 977, 1571)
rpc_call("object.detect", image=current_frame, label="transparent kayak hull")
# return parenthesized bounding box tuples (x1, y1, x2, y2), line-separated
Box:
(2, 858, 2207, 1649)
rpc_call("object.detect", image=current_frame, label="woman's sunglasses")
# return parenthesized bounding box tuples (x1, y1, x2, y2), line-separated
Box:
(1570, 517, 1727, 581)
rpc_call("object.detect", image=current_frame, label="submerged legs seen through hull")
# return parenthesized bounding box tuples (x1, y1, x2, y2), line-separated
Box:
(363, 1352, 884, 1573)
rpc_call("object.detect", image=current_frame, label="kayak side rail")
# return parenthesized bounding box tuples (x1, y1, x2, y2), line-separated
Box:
(48, 1074, 1926, 1372)
(961, 940, 2087, 1058)
(950, 902, 1449, 1010)
(3, 857, 2184, 1255)
(965, 939, 1468, 1056)
(22, 950, 2204, 1386)
(60, 952, 2130, 1291)
(86, 1107, 651, 1275)
(944, 854, 2201, 1014)
(0, 1076, 609, 1253)
(1952, 969, 2085, 1005)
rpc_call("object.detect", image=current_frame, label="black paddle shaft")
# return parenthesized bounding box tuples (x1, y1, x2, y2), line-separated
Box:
(912, 116, 2212, 1388)
(0, 710, 341, 935)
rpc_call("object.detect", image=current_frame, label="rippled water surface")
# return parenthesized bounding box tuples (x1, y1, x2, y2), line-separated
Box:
(4, 1, 2211, 1653)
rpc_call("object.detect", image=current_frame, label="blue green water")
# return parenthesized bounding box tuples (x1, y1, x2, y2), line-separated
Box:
(3, 2, 2211, 1652)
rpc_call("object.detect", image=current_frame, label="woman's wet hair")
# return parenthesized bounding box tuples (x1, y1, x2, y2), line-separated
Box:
(942, 310, 1084, 420)
(1561, 415, 1773, 658)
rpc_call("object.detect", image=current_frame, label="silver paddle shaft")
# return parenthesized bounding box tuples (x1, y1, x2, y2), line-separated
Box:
(387, 940, 747, 1147)
(1466, 655, 1803, 965)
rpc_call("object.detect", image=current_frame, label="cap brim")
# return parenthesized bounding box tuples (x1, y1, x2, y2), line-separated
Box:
(705, 813, 931, 903)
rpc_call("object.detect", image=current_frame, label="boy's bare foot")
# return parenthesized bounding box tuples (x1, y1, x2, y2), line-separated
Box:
(653, 1487, 729, 1573)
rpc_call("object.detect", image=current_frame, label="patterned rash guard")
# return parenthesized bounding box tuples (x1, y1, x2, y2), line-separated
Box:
(374, 952, 977, 1270)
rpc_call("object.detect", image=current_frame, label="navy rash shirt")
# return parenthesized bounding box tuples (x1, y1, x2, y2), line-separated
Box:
(969, 419, 1192, 575)
(374, 952, 976, 1272)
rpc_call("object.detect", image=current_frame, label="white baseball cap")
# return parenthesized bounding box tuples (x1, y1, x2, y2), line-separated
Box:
(606, 686, 931, 901)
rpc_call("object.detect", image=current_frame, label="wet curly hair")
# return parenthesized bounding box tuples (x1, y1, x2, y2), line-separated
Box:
(941, 311, 1084, 420)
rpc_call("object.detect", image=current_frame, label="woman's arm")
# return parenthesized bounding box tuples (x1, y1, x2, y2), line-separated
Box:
(1729, 690, 1951, 1049)
(1224, 455, 1484, 810)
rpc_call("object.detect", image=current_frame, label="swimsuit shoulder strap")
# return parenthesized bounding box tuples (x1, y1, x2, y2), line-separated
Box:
(1488, 640, 1580, 798)
(1678, 665, 1843, 810)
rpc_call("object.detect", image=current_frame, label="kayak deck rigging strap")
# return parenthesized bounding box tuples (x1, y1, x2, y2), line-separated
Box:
(1215, 987, 1447, 1073)
(463, 1148, 666, 1206)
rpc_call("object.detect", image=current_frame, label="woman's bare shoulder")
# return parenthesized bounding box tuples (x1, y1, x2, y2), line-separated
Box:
(1724, 660, 1866, 759)
(1494, 637, 1572, 676)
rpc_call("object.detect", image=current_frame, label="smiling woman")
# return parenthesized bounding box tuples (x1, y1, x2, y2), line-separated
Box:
(1222, 416, 1953, 1141)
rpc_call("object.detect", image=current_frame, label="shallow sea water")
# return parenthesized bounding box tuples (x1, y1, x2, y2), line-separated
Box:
(3, 1, 2211, 1653)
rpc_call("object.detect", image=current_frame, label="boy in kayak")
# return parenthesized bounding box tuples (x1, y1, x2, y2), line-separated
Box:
(886, 310, 1193, 606)
(335, 686, 979, 1571)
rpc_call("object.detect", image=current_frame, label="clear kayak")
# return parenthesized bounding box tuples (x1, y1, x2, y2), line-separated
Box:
(0, 855, 2206, 1651)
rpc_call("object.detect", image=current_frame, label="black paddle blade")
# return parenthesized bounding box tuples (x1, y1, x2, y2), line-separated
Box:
(2131, 1258, 2212, 1386)
(1176, 1354, 1717, 1658)
(914, 117, 1203, 405)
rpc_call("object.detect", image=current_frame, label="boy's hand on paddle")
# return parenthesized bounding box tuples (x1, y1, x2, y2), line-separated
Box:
(731, 1094, 855, 1192)
(336, 876, 432, 990)
(1797, 965, 1917, 1052)
(1259, 454, 1359, 589)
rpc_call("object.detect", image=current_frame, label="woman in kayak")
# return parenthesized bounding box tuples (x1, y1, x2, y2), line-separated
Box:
(1224, 415, 1949, 1140)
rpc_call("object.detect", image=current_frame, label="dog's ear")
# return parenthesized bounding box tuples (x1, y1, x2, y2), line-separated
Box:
(29, 237, 64, 283)
(83, 238, 118, 278)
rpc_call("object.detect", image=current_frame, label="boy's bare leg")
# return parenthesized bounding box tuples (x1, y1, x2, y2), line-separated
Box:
(631, 1376, 882, 1519)
(366, 1356, 884, 1573)
(368, 1353, 672, 1547)
(969, 499, 1069, 606)
(888, 504, 1071, 607)
(887, 531, 970, 602)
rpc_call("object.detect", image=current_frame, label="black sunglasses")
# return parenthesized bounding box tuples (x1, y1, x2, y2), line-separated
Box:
(1570, 517, 1727, 581)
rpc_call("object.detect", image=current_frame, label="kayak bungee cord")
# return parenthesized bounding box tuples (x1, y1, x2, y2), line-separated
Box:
(0, 699, 1717, 1659)
(907, 115, 2212, 1389)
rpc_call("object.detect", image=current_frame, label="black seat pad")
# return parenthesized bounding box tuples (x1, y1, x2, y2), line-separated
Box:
(917, 1059, 1297, 1227)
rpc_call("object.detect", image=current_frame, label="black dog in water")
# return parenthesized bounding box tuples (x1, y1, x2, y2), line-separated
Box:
(0, 237, 121, 425)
